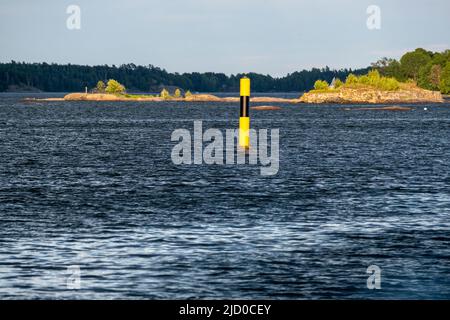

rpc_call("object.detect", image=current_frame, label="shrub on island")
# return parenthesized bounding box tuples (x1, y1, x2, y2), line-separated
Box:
(343, 70, 400, 91)
(160, 88, 171, 99)
(95, 80, 106, 93)
(105, 79, 126, 94)
(334, 78, 344, 88)
(313, 80, 329, 90)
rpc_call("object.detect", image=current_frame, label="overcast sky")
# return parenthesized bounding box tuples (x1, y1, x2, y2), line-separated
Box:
(0, 0, 449, 76)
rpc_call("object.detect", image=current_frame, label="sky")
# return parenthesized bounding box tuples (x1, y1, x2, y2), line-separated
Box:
(0, 0, 449, 76)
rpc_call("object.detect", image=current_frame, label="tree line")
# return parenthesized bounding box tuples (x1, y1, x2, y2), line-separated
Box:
(0, 61, 368, 93)
(2, 48, 448, 93)
(371, 48, 450, 94)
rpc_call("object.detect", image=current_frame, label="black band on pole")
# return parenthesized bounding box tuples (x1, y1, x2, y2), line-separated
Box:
(240, 96, 249, 117)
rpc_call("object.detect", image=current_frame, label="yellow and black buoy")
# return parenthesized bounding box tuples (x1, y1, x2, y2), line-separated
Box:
(239, 77, 250, 149)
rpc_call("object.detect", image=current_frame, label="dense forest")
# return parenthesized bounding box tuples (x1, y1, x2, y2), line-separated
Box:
(0, 62, 368, 93)
(371, 48, 450, 94)
(1, 48, 449, 93)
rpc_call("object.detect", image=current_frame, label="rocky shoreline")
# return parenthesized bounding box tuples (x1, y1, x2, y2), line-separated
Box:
(299, 86, 443, 104)
(28, 93, 302, 103)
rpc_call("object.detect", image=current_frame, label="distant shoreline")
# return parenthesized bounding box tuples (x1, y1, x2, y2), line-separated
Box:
(23, 89, 445, 105)
(26, 93, 303, 104)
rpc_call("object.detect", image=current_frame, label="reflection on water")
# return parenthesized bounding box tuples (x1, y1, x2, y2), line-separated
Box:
(0, 93, 450, 299)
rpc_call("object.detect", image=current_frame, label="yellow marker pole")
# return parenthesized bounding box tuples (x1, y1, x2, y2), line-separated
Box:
(239, 77, 250, 148)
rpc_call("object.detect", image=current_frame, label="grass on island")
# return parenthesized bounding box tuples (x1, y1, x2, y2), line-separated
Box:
(119, 93, 157, 99)
(310, 70, 402, 93)
(94, 80, 192, 100)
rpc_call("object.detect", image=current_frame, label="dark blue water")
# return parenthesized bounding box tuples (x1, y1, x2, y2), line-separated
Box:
(1, 93, 450, 299)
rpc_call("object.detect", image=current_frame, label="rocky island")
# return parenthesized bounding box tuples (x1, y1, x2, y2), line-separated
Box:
(35, 92, 300, 103)
(299, 71, 443, 104)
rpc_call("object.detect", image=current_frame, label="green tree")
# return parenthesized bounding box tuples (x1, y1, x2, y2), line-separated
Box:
(371, 58, 403, 79)
(174, 88, 181, 98)
(440, 62, 450, 94)
(385, 60, 404, 81)
(418, 63, 432, 89)
(96, 80, 106, 93)
(371, 57, 392, 70)
(105, 79, 125, 94)
(430, 51, 450, 67)
(313, 80, 329, 90)
(418, 62, 442, 90)
(430, 65, 443, 89)
(400, 48, 432, 81)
